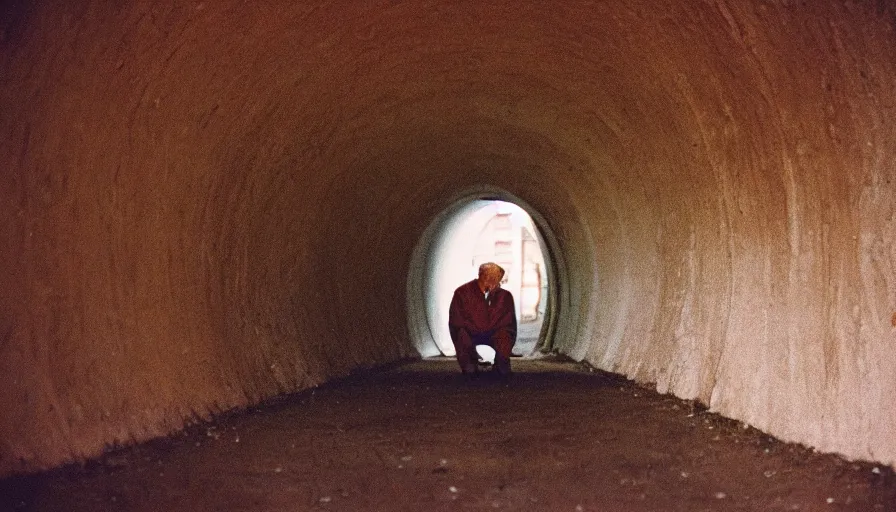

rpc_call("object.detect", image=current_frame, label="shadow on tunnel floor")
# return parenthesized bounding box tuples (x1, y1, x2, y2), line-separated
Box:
(2, 357, 894, 511)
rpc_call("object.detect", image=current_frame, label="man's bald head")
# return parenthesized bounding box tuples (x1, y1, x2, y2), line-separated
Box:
(477, 262, 506, 293)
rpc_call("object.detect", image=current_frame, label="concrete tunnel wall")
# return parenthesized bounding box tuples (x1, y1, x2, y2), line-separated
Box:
(1, 1, 895, 476)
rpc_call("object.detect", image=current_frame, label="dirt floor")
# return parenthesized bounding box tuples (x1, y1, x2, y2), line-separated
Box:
(1, 357, 894, 511)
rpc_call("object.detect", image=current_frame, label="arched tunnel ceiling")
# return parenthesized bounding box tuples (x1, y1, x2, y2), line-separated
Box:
(1, 1, 895, 475)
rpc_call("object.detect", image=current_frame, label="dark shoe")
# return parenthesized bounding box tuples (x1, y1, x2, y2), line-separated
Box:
(493, 357, 512, 378)
(490, 366, 512, 380)
(461, 362, 478, 374)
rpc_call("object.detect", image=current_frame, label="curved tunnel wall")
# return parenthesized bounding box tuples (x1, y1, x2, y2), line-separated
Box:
(1, 2, 895, 475)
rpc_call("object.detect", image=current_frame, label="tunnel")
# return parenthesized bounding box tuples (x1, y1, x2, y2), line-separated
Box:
(1, 1, 895, 481)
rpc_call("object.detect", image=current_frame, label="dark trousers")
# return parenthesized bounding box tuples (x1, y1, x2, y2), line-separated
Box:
(453, 329, 514, 375)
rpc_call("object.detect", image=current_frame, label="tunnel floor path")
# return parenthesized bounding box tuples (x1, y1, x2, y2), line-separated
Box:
(1, 357, 893, 511)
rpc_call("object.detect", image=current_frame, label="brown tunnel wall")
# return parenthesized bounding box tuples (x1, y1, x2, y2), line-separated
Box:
(1, 1, 895, 476)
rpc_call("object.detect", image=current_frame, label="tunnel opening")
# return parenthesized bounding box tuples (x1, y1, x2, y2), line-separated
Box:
(407, 190, 559, 361)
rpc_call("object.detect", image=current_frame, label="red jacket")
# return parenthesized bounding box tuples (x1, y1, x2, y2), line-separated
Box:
(448, 279, 517, 342)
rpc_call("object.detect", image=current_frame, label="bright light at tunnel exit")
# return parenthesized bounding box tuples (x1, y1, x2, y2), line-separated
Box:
(429, 200, 549, 359)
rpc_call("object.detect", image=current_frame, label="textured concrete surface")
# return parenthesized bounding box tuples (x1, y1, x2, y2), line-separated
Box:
(1, 1, 895, 476)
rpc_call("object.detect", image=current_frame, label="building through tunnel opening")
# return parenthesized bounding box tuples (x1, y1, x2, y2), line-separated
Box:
(407, 196, 553, 361)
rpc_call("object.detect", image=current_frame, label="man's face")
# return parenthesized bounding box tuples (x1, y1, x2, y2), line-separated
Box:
(480, 273, 503, 293)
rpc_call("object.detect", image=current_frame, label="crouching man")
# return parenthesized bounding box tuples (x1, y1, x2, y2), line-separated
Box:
(448, 262, 517, 377)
